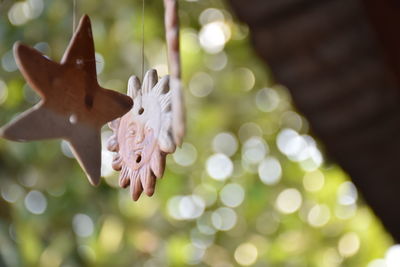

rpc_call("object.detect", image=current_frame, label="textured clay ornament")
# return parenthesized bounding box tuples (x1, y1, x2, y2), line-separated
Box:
(0, 15, 133, 185)
(107, 69, 176, 201)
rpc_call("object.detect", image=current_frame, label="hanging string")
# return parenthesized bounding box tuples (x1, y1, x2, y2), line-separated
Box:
(70, 1, 101, 76)
(73, 0, 77, 33)
(141, 0, 145, 80)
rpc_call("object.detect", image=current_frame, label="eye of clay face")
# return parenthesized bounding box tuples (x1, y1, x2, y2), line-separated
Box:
(126, 123, 137, 138)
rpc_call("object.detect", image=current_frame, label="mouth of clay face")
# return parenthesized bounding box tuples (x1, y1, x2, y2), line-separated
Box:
(125, 149, 144, 170)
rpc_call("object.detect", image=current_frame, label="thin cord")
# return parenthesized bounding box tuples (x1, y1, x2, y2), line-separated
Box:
(141, 0, 145, 80)
(73, 0, 77, 33)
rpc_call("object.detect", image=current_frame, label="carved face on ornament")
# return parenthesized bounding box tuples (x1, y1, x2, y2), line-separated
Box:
(107, 69, 176, 201)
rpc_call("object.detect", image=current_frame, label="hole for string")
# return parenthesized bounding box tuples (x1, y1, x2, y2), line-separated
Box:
(136, 154, 142, 163)
(139, 107, 144, 115)
(69, 114, 78, 124)
(76, 59, 84, 67)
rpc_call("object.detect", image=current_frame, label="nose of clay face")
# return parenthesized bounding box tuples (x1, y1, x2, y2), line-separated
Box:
(135, 125, 145, 144)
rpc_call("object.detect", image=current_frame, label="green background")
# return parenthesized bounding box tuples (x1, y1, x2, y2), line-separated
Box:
(0, 0, 394, 266)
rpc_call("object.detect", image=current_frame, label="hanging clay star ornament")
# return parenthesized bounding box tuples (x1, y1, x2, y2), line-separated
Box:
(0, 15, 133, 185)
(107, 69, 176, 201)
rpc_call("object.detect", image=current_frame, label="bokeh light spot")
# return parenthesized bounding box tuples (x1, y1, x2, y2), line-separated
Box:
(303, 170, 325, 192)
(1, 183, 24, 203)
(335, 203, 357, 220)
(199, 21, 231, 54)
(219, 183, 245, 208)
(338, 232, 360, 257)
(1, 50, 18, 72)
(24, 190, 47, 214)
(173, 142, 198, 166)
(189, 72, 214, 97)
(72, 214, 94, 237)
(367, 259, 387, 267)
(191, 228, 215, 249)
(194, 184, 217, 207)
(179, 195, 206, 220)
(204, 52, 228, 71)
(99, 216, 123, 253)
(182, 29, 200, 54)
(337, 181, 358, 206)
(199, 8, 225, 25)
(238, 122, 263, 142)
(280, 111, 303, 132)
(386, 245, 400, 267)
(206, 153, 233, 181)
(258, 157, 282, 185)
(242, 137, 268, 164)
(211, 207, 237, 231)
(212, 132, 238, 156)
(255, 87, 280, 112)
(234, 68, 255, 91)
(275, 188, 302, 214)
(168, 195, 205, 220)
(197, 212, 217, 235)
(8, 2, 29, 25)
(234, 243, 258, 266)
(307, 204, 331, 227)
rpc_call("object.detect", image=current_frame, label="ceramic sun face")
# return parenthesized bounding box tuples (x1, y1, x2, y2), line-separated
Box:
(107, 69, 176, 201)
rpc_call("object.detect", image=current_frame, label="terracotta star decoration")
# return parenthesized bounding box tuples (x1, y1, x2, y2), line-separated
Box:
(0, 15, 133, 186)
(107, 69, 176, 201)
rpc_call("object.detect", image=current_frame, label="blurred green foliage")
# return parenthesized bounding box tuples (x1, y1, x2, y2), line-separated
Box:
(0, 0, 394, 266)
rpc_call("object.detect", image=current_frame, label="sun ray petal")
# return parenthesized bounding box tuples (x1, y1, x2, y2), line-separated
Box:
(150, 152, 165, 179)
(128, 75, 141, 98)
(107, 135, 119, 152)
(145, 172, 156, 196)
(112, 154, 123, 171)
(142, 69, 158, 94)
(119, 166, 130, 188)
(140, 167, 149, 188)
(159, 131, 176, 153)
(160, 92, 172, 112)
(108, 118, 120, 131)
(130, 175, 143, 201)
(153, 76, 170, 96)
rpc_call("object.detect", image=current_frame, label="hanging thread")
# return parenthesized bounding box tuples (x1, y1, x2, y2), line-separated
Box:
(141, 0, 145, 80)
(73, 0, 77, 32)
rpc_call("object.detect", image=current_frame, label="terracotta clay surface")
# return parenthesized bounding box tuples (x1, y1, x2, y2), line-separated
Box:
(107, 69, 176, 201)
(0, 15, 133, 185)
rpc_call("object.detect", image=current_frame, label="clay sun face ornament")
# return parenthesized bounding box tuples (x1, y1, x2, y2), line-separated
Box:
(107, 69, 177, 201)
